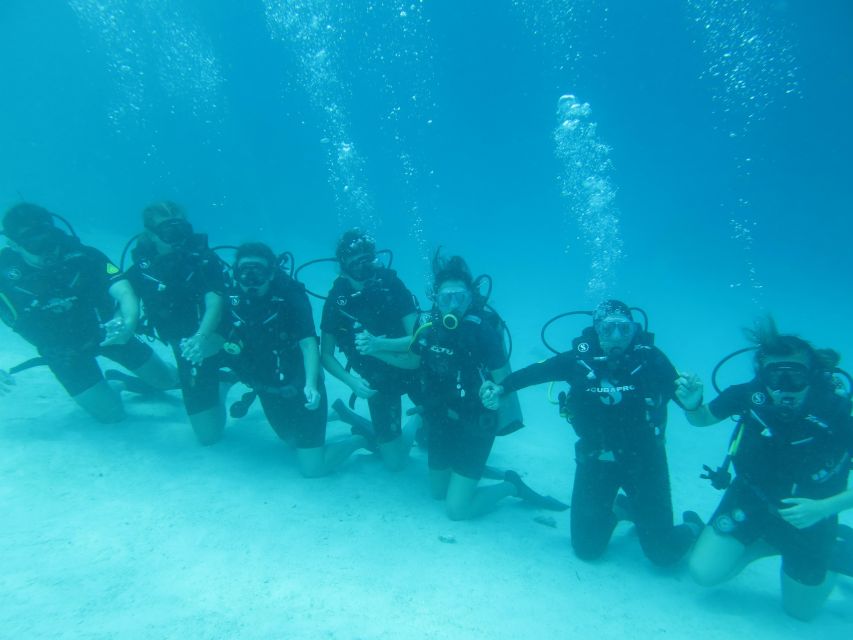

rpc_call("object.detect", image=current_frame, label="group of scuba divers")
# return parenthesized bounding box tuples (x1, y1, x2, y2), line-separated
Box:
(1, 201, 852, 621)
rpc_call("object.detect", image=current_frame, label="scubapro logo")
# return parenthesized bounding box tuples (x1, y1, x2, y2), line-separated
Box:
(139, 259, 151, 270)
(577, 342, 590, 353)
(588, 379, 634, 406)
(588, 385, 636, 393)
(336, 296, 348, 307)
(5, 267, 21, 281)
(751, 392, 766, 406)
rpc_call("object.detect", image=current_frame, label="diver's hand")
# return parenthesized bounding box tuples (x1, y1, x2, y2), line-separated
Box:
(354, 330, 385, 356)
(348, 375, 377, 399)
(480, 381, 503, 411)
(779, 497, 831, 529)
(100, 317, 133, 346)
(180, 333, 221, 365)
(304, 385, 321, 411)
(0, 369, 15, 396)
(675, 372, 704, 410)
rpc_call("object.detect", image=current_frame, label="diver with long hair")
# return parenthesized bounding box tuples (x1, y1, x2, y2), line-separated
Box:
(374, 251, 559, 519)
(680, 316, 853, 621)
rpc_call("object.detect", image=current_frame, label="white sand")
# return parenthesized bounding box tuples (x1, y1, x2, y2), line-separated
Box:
(1, 316, 851, 640)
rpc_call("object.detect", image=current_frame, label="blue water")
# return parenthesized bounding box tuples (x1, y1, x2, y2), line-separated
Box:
(1, 0, 852, 632)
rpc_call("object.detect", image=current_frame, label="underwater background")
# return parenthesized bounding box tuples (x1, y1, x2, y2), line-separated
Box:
(1, 1, 852, 637)
(2, 0, 852, 355)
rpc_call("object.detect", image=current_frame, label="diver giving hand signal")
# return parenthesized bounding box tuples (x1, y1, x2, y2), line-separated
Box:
(675, 372, 704, 410)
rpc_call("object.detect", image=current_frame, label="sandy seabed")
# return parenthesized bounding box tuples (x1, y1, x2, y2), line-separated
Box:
(1, 329, 851, 640)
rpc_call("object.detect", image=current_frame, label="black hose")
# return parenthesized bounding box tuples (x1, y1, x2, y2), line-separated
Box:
(293, 257, 338, 300)
(711, 347, 756, 394)
(540, 311, 593, 355)
(118, 234, 142, 272)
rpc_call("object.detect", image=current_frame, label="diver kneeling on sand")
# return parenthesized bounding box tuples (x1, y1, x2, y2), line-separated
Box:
(217, 242, 373, 477)
(124, 202, 228, 445)
(317, 229, 422, 471)
(680, 316, 853, 621)
(0, 203, 176, 422)
(371, 251, 565, 520)
(481, 300, 703, 565)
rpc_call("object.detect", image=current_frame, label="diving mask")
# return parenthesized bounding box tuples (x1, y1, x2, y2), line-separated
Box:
(436, 288, 472, 330)
(11, 223, 69, 256)
(236, 261, 273, 292)
(342, 253, 377, 281)
(760, 362, 811, 393)
(151, 218, 193, 247)
(596, 319, 638, 341)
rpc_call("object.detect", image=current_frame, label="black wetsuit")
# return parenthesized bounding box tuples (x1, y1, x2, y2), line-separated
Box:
(223, 274, 327, 448)
(320, 268, 419, 443)
(707, 381, 853, 585)
(411, 310, 506, 479)
(0, 242, 152, 396)
(125, 235, 226, 415)
(499, 328, 694, 565)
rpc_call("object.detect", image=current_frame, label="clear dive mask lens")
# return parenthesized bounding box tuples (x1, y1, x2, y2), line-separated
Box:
(760, 362, 811, 393)
(436, 289, 471, 314)
(596, 320, 638, 340)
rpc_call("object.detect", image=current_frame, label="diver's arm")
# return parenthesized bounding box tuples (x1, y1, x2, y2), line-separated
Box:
(683, 404, 722, 427)
(320, 332, 377, 398)
(320, 332, 345, 378)
(354, 313, 418, 355)
(497, 354, 571, 395)
(180, 292, 225, 363)
(321, 332, 357, 384)
(481, 357, 568, 410)
(300, 336, 321, 389)
(779, 488, 853, 530)
(490, 362, 512, 385)
(380, 313, 418, 352)
(369, 349, 421, 370)
(198, 291, 225, 337)
(108, 279, 139, 333)
(102, 279, 138, 345)
(299, 336, 322, 410)
(676, 372, 724, 426)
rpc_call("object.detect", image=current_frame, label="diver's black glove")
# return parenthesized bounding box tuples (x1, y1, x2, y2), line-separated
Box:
(700, 464, 731, 491)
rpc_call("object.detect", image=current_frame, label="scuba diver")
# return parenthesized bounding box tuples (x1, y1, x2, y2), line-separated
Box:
(0, 203, 176, 422)
(217, 242, 372, 476)
(481, 300, 703, 565)
(375, 252, 563, 520)
(679, 317, 853, 621)
(124, 202, 228, 444)
(319, 229, 421, 471)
